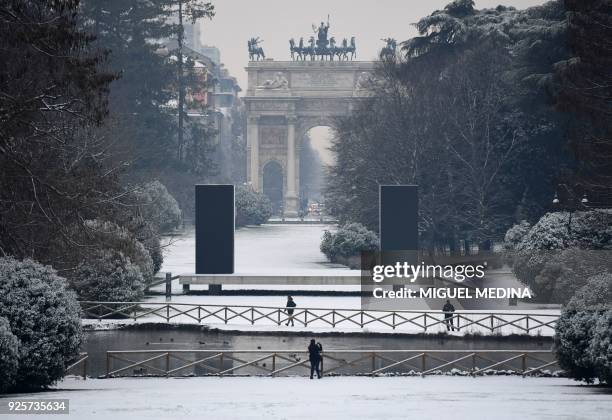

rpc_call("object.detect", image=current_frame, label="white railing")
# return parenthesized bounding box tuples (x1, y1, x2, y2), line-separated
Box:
(80, 301, 559, 335)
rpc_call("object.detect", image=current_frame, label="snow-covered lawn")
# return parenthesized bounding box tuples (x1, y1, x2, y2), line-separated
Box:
(3, 376, 610, 420)
(160, 224, 355, 277)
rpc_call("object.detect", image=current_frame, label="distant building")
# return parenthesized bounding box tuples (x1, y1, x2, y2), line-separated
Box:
(199, 46, 221, 66)
(183, 21, 202, 52)
(158, 20, 245, 182)
(183, 21, 220, 65)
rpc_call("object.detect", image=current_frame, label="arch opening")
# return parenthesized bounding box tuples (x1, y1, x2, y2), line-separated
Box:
(262, 160, 284, 216)
(299, 126, 335, 216)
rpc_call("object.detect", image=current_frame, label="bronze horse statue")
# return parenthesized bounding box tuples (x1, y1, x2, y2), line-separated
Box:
(248, 38, 265, 61)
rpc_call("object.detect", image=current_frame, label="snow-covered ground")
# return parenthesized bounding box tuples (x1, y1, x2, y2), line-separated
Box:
(4, 376, 611, 420)
(160, 223, 357, 278)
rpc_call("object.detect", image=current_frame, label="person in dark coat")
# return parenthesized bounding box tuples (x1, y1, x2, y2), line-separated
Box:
(316, 341, 323, 373)
(308, 339, 322, 379)
(285, 296, 296, 326)
(442, 299, 456, 331)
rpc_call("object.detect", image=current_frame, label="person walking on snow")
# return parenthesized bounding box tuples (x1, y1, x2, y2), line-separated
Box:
(285, 296, 296, 326)
(443, 299, 456, 331)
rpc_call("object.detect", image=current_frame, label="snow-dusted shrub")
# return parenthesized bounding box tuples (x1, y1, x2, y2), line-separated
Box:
(235, 185, 273, 227)
(320, 223, 379, 261)
(555, 273, 612, 384)
(516, 211, 612, 252)
(555, 308, 600, 383)
(570, 272, 612, 308)
(589, 310, 612, 384)
(0, 257, 82, 391)
(0, 316, 19, 393)
(135, 181, 182, 233)
(83, 219, 154, 282)
(503, 220, 531, 251)
(320, 230, 334, 258)
(72, 249, 145, 302)
(122, 216, 164, 274)
(511, 210, 612, 301)
(535, 249, 612, 303)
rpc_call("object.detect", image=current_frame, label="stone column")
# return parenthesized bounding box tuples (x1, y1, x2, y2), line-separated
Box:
(247, 115, 260, 191)
(284, 115, 298, 217)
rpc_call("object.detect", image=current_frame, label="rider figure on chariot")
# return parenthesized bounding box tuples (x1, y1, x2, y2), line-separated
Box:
(315, 18, 330, 50)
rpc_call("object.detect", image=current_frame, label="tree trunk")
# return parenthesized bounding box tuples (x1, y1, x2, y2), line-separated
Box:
(177, 0, 185, 161)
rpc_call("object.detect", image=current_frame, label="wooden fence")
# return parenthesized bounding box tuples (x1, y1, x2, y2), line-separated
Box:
(66, 352, 88, 379)
(103, 349, 560, 378)
(80, 301, 559, 334)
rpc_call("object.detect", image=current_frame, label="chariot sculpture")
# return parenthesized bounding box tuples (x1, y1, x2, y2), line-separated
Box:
(380, 38, 397, 59)
(248, 37, 265, 61)
(288, 17, 356, 61)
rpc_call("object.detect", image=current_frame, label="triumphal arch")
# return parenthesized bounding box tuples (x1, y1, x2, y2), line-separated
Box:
(244, 59, 374, 216)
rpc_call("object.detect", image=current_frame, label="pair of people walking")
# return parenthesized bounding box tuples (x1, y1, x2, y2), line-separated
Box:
(308, 339, 323, 379)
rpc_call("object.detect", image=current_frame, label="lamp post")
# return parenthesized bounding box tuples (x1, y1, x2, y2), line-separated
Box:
(552, 184, 589, 235)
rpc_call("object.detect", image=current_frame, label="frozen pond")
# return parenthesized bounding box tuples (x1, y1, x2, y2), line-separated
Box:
(6, 376, 611, 420)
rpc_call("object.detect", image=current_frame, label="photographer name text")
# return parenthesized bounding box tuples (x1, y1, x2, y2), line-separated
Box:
(372, 287, 532, 300)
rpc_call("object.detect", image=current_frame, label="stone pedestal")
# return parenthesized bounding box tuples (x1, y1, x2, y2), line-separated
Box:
(283, 195, 299, 217)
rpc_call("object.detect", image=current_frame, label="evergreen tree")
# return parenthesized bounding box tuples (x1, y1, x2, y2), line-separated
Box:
(81, 0, 178, 171)
(0, 0, 118, 264)
(556, 0, 612, 205)
(325, 0, 574, 251)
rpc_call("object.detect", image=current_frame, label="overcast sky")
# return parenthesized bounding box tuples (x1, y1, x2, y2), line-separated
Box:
(199, 0, 548, 91)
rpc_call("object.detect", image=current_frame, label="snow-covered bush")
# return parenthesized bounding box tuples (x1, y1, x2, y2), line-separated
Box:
(135, 180, 182, 233)
(0, 257, 82, 391)
(72, 249, 145, 302)
(510, 210, 612, 302)
(121, 216, 164, 274)
(589, 310, 612, 384)
(235, 185, 273, 227)
(570, 272, 612, 308)
(503, 220, 531, 251)
(320, 230, 334, 258)
(555, 273, 612, 384)
(516, 211, 612, 252)
(320, 223, 379, 261)
(534, 249, 612, 303)
(555, 308, 600, 383)
(83, 219, 154, 282)
(0, 316, 19, 393)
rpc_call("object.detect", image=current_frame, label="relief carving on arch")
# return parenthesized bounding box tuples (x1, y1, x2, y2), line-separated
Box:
(259, 125, 287, 147)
